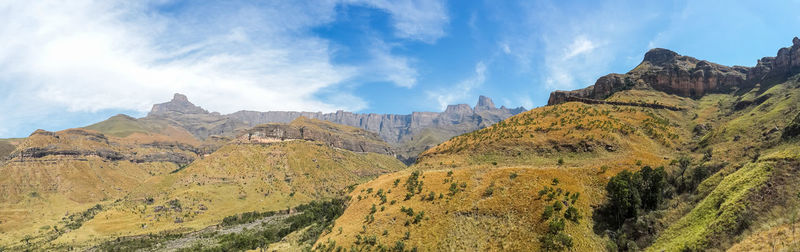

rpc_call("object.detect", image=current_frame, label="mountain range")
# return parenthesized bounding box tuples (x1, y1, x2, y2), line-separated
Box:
(145, 93, 525, 163)
(1, 37, 800, 251)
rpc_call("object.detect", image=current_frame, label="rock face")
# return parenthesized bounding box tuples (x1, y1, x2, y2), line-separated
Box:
(548, 37, 800, 105)
(227, 96, 525, 144)
(147, 94, 525, 144)
(147, 94, 245, 139)
(150, 94, 208, 115)
(237, 118, 395, 156)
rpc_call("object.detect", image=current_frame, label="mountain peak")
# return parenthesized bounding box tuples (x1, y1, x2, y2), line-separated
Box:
(643, 48, 679, 66)
(475, 95, 496, 110)
(172, 93, 190, 103)
(148, 93, 208, 116)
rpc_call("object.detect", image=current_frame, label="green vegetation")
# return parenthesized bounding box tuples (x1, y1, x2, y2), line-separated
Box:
(221, 210, 279, 227)
(100, 199, 347, 252)
(650, 162, 774, 251)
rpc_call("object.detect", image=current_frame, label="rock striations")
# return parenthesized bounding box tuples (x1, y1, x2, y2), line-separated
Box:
(548, 37, 800, 105)
(145, 94, 525, 163)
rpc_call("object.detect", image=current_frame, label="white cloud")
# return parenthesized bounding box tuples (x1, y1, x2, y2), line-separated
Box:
(367, 40, 418, 88)
(0, 0, 449, 136)
(427, 61, 487, 110)
(498, 1, 665, 91)
(345, 0, 449, 43)
(563, 36, 597, 59)
(500, 42, 512, 54)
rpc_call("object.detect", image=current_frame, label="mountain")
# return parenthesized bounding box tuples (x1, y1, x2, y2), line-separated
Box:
(316, 37, 800, 251)
(548, 37, 800, 105)
(0, 126, 209, 247)
(145, 93, 525, 163)
(0, 117, 406, 250)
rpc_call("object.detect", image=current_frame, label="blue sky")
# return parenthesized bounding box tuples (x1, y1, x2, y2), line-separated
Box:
(1, 0, 799, 138)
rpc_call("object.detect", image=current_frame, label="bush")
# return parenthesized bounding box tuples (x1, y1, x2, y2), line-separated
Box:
(539, 217, 573, 251)
(564, 206, 581, 223)
(483, 183, 495, 197)
(542, 206, 554, 220)
(405, 171, 422, 194)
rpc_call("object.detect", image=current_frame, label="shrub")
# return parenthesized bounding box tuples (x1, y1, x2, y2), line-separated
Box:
(564, 206, 581, 223)
(539, 217, 573, 251)
(552, 201, 563, 212)
(542, 206, 554, 220)
(405, 171, 423, 195)
(483, 183, 495, 197)
(557, 158, 565, 166)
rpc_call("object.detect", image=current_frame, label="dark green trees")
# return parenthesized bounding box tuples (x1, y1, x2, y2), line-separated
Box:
(604, 166, 667, 229)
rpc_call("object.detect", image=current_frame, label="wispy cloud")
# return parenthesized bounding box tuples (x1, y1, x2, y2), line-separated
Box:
(0, 0, 449, 136)
(347, 0, 450, 43)
(498, 1, 666, 91)
(366, 39, 418, 88)
(427, 61, 487, 110)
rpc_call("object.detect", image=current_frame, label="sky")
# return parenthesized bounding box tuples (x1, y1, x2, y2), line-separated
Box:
(1, 0, 799, 138)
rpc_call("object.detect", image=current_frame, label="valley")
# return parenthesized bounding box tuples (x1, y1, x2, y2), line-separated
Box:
(2, 36, 800, 252)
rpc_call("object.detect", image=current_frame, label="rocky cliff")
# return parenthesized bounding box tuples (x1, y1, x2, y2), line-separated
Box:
(548, 37, 800, 105)
(236, 117, 395, 156)
(145, 94, 525, 163)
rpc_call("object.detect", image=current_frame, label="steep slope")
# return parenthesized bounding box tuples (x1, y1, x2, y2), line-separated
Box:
(316, 94, 691, 251)
(316, 37, 800, 252)
(11, 118, 406, 250)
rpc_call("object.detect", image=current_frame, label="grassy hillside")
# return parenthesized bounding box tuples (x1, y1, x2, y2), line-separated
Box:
(0, 139, 16, 159)
(27, 140, 405, 250)
(84, 114, 201, 145)
(0, 128, 189, 248)
(316, 77, 800, 251)
(316, 94, 693, 251)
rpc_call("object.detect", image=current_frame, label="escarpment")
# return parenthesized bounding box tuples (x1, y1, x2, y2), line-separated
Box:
(549, 37, 800, 105)
(236, 117, 395, 156)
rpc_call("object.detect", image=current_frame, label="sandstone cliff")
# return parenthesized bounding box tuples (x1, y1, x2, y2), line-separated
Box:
(548, 37, 800, 105)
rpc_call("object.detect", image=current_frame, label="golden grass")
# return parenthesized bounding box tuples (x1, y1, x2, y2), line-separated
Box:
(50, 140, 405, 249)
(317, 93, 688, 251)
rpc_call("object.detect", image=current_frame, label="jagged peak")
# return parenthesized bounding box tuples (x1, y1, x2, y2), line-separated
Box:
(475, 95, 496, 110)
(643, 48, 679, 66)
(148, 93, 208, 116)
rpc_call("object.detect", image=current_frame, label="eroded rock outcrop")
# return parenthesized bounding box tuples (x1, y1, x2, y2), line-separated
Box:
(236, 118, 395, 156)
(548, 37, 800, 105)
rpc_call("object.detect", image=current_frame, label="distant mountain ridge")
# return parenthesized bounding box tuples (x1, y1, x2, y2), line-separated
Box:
(147, 94, 526, 162)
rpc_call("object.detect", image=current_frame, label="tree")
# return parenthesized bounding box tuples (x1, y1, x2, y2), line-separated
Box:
(638, 166, 666, 210)
(606, 170, 641, 228)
